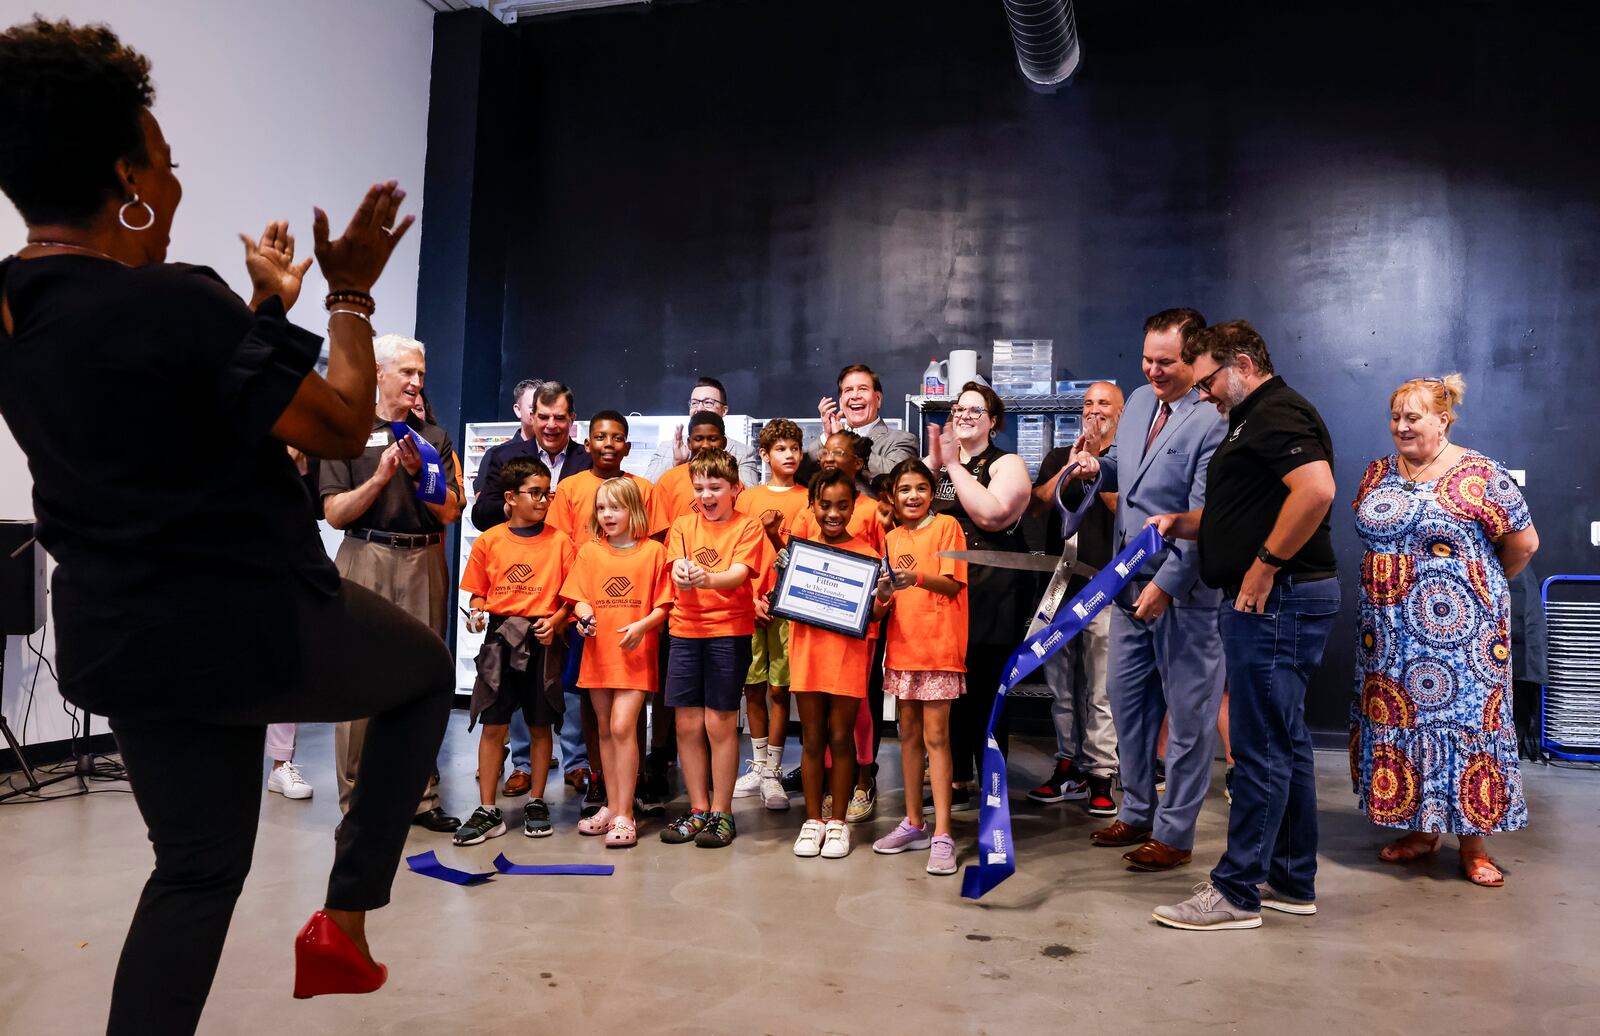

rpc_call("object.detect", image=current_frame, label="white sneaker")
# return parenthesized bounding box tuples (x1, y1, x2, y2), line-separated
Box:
(733, 758, 764, 798)
(820, 819, 852, 859)
(761, 770, 790, 811)
(267, 761, 313, 800)
(793, 819, 825, 857)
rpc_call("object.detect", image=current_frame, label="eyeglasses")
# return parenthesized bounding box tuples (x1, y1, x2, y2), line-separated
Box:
(688, 397, 726, 412)
(517, 489, 556, 500)
(1193, 363, 1228, 396)
(949, 405, 989, 419)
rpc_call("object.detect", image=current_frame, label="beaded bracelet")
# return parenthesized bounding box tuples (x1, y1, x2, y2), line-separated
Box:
(324, 289, 375, 312)
(328, 307, 373, 327)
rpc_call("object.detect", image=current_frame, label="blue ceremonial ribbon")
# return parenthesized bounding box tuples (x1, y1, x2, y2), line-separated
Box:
(492, 853, 615, 876)
(390, 421, 448, 504)
(960, 523, 1174, 900)
(406, 850, 495, 886)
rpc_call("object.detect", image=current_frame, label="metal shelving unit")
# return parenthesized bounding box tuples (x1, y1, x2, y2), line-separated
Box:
(1542, 574, 1600, 761)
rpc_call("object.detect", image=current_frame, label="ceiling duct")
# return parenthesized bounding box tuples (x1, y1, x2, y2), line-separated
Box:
(1002, 0, 1081, 91)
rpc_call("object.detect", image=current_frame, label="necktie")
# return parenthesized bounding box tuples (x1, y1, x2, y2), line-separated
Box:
(1144, 402, 1172, 456)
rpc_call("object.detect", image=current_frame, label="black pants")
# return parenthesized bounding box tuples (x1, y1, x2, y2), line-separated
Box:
(952, 643, 1013, 784)
(104, 579, 452, 1036)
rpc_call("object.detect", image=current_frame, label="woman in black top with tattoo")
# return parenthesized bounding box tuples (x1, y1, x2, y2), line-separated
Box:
(0, 19, 447, 1033)
(927, 382, 1034, 806)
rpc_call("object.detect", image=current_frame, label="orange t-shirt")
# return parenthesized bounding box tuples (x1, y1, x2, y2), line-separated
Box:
(789, 494, 885, 554)
(665, 513, 765, 638)
(647, 464, 697, 536)
(559, 539, 673, 692)
(549, 469, 654, 544)
(734, 482, 810, 536)
(786, 530, 882, 698)
(884, 515, 969, 672)
(460, 523, 576, 617)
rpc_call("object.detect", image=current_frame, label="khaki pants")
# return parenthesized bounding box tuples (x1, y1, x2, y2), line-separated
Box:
(332, 535, 451, 815)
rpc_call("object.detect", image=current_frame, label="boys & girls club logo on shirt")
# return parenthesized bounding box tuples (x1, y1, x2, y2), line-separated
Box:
(604, 576, 633, 598)
(895, 553, 915, 570)
(505, 564, 534, 584)
(694, 547, 720, 566)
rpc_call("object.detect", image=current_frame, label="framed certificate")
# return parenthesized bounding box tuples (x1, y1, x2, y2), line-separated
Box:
(771, 537, 882, 639)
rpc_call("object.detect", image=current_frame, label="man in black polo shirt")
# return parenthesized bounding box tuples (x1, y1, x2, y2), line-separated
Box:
(322, 333, 464, 833)
(1148, 320, 1340, 931)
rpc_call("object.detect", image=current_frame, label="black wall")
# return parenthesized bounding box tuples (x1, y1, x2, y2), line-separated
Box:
(429, 0, 1600, 732)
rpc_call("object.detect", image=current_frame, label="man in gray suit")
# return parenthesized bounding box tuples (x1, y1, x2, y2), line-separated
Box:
(810, 363, 920, 478)
(645, 376, 762, 487)
(1068, 308, 1227, 872)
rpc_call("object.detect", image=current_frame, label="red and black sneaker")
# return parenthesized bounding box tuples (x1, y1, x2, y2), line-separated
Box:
(1027, 760, 1088, 803)
(1086, 774, 1118, 817)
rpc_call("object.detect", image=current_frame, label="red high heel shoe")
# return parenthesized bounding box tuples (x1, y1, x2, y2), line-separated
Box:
(293, 910, 388, 999)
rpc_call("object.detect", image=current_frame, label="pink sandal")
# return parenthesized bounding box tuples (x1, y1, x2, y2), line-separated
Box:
(605, 816, 637, 848)
(578, 806, 615, 835)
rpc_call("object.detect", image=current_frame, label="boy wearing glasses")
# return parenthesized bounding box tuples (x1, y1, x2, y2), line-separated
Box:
(645, 375, 762, 487)
(456, 457, 577, 844)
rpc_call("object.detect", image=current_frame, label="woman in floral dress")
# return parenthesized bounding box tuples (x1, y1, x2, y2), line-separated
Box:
(1351, 374, 1540, 887)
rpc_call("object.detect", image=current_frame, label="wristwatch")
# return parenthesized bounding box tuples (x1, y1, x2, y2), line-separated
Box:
(1256, 547, 1289, 568)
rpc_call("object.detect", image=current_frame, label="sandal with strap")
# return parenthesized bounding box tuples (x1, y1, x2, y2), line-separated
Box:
(1460, 850, 1504, 887)
(605, 816, 637, 849)
(1378, 832, 1441, 863)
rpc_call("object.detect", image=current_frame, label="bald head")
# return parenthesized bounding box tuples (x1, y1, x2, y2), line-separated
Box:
(1083, 381, 1124, 448)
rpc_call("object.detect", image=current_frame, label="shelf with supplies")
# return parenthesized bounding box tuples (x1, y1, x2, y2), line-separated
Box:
(906, 389, 1098, 480)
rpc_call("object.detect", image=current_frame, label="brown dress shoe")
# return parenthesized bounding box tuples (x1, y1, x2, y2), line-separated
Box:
(1123, 839, 1192, 871)
(1091, 819, 1153, 847)
(501, 770, 533, 797)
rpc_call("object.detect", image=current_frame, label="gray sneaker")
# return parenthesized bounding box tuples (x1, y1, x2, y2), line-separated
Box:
(1257, 883, 1317, 915)
(1152, 882, 1263, 931)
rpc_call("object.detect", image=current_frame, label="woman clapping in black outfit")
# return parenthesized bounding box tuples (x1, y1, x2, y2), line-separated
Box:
(0, 18, 449, 1034)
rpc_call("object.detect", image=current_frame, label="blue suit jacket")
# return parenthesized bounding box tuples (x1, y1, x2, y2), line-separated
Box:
(1097, 384, 1226, 604)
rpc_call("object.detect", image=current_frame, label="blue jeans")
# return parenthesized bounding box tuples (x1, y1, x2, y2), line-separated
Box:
(509, 634, 587, 775)
(1210, 576, 1340, 911)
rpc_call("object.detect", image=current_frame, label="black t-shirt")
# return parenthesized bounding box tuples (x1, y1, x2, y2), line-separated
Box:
(0, 255, 336, 710)
(319, 415, 461, 534)
(1198, 377, 1337, 590)
(1035, 445, 1114, 578)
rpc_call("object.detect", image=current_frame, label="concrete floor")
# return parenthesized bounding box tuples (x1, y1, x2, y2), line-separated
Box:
(2, 714, 1598, 1035)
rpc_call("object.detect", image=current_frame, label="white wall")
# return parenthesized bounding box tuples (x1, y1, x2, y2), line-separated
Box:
(1, 0, 436, 745)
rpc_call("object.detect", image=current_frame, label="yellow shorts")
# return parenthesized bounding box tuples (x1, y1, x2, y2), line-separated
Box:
(746, 617, 791, 687)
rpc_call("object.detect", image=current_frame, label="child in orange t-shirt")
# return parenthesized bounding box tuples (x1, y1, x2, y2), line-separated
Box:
(549, 410, 653, 543)
(458, 457, 576, 845)
(786, 470, 891, 861)
(871, 459, 968, 875)
(647, 411, 731, 536)
(559, 477, 672, 848)
(787, 430, 885, 552)
(731, 419, 809, 810)
(661, 447, 766, 849)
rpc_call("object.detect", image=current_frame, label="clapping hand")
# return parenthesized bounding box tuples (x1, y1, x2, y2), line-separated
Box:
(312, 180, 415, 293)
(374, 442, 403, 484)
(242, 220, 314, 312)
(817, 396, 843, 436)
(926, 421, 956, 470)
(671, 424, 690, 465)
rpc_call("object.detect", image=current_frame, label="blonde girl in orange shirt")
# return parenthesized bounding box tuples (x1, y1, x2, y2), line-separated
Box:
(561, 478, 672, 848)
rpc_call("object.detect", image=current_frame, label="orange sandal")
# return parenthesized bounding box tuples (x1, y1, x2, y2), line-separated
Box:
(1378, 832, 1441, 863)
(1460, 851, 1504, 887)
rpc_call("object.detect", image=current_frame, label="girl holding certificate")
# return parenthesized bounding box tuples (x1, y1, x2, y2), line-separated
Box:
(786, 470, 890, 860)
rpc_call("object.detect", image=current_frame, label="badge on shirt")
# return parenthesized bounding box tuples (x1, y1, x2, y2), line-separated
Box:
(366, 430, 391, 449)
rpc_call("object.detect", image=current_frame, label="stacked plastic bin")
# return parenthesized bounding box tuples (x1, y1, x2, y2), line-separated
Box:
(991, 339, 1054, 397)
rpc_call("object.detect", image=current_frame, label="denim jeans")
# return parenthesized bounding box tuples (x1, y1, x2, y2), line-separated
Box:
(1210, 576, 1340, 911)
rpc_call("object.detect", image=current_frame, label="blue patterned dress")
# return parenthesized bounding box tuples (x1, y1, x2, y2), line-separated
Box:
(1350, 450, 1530, 834)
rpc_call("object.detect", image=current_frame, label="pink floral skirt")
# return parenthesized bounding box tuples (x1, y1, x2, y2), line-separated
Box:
(884, 668, 966, 702)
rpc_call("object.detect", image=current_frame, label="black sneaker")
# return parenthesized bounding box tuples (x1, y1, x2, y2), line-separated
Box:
(694, 811, 737, 848)
(1086, 775, 1118, 817)
(1028, 762, 1088, 803)
(660, 809, 710, 844)
(1154, 759, 1167, 797)
(523, 797, 553, 838)
(781, 765, 803, 793)
(923, 784, 974, 815)
(582, 774, 607, 818)
(454, 805, 506, 846)
(1224, 765, 1234, 804)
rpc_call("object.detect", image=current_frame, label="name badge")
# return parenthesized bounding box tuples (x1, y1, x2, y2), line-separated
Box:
(366, 430, 390, 449)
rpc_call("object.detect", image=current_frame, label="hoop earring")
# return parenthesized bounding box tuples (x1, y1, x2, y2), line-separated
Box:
(118, 194, 156, 231)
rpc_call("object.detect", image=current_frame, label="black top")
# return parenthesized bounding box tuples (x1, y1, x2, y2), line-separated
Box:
(1198, 377, 1337, 590)
(934, 443, 1031, 646)
(0, 255, 336, 711)
(470, 434, 591, 531)
(1037, 446, 1115, 595)
(319, 415, 461, 534)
